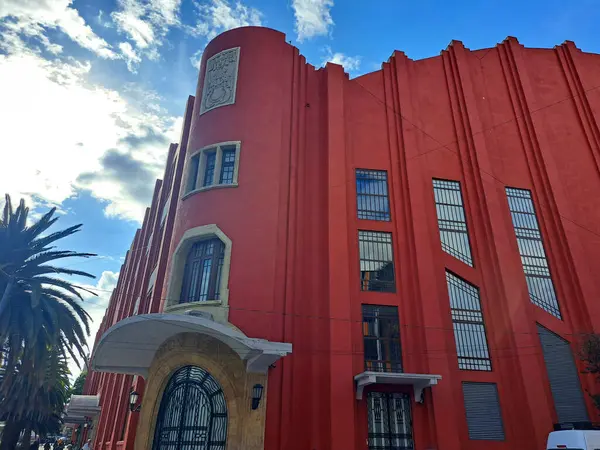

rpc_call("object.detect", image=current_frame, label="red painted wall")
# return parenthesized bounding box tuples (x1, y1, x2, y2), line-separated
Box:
(85, 28, 600, 450)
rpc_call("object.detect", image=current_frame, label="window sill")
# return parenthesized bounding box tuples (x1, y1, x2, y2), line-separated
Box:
(164, 300, 223, 313)
(182, 183, 238, 200)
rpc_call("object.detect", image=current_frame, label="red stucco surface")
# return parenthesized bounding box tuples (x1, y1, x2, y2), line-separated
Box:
(84, 27, 600, 450)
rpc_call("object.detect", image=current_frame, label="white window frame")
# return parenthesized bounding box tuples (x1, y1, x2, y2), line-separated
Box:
(183, 141, 241, 198)
(164, 224, 232, 324)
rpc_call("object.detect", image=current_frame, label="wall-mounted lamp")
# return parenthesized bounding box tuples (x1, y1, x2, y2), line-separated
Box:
(251, 384, 264, 410)
(129, 390, 141, 412)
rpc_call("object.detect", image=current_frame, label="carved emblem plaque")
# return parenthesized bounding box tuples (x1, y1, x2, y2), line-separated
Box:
(200, 47, 240, 115)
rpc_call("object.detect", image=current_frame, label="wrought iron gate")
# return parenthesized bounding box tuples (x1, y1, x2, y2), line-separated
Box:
(152, 366, 227, 450)
(366, 392, 413, 450)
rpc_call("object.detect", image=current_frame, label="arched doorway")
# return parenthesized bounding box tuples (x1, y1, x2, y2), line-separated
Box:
(153, 365, 227, 450)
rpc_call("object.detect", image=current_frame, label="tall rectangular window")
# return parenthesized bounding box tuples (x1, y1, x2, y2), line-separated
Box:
(203, 151, 217, 187)
(359, 231, 395, 292)
(433, 179, 473, 266)
(180, 238, 225, 303)
(356, 169, 391, 221)
(219, 147, 236, 184)
(187, 154, 200, 192)
(446, 271, 491, 371)
(505, 187, 561, 319)
(362, 305, 402, 373)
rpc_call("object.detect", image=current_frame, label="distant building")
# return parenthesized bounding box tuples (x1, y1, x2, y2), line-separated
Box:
(80, 27, 600, 450)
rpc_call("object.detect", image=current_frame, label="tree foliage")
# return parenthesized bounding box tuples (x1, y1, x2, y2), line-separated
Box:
(580, 333, 600, 411)
(70, 370, 87, 397)
(0, 195, 97, 449)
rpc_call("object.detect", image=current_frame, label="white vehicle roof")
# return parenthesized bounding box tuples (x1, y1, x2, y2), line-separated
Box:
(547, 430, 600, 449)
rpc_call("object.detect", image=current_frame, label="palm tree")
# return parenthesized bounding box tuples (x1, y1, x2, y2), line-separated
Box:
(0, 195, 97, 449)
(1, 348, 71, 449)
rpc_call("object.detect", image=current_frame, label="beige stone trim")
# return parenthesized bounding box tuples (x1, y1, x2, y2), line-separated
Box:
(134, 333, 267, 450)
(183, 141, 241, 198)
(165, 224, 232, 323)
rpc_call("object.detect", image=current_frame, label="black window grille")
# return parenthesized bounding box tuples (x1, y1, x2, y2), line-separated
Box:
(187, 154, 200, 193)
(362, 305, 402, 373)
(366, 392, 413, 450)
(180, 239, 224, 303)
(446, 272, 491, 371)
(433, 179, 473, 266)
(359, 231, 395, 293)
(219, 148, 236, 184)
(356, 169, 391, 221)
(505, 187, 561, 319)
(203, 151, 217, 187)
(152, 366, 227, 450)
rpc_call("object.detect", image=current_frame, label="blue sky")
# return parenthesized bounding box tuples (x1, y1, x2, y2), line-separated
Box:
(1, 0, 598, 375)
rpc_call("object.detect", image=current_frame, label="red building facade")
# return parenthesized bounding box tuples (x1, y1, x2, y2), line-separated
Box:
(81, 27, 600, 450)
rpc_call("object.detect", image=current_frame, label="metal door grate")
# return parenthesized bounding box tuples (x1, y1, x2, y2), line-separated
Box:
(153, 366, 227, 450)
(367, 392, 413, 450)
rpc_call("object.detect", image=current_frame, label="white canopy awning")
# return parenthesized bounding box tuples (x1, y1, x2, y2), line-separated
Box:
(354, 371, 442, 403)
(63, 395, 101, 424)
(91, 313, 292, 377)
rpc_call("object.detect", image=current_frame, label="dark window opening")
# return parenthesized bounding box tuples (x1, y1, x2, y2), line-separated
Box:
(219, 148, 236, 184)
(187, 154, 200, 193)
(362, 305, 402, 373)
(180, 238, 224, 303)
(203, 151, 217, 187)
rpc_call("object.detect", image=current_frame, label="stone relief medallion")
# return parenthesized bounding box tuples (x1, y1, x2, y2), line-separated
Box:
(200, 47, 241, 115)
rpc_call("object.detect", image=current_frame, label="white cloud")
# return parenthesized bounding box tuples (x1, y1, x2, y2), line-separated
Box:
(0, 0, 117, 59)
(190, 48, 204, 69)
(0, 46, 181, 222)
(322, 46, 361, 72)
(186, 0, 262, 41)
(111, 0, 181, 59)
(69, 270, 119, 377)
(292, 0, 334, 41)
(119, 41, 142, 72)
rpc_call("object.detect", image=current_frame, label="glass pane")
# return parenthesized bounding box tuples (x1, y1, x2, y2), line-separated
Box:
(446, 272, 491, 371)
(362, 305, 402, 373)
(506, 187, 561, 319)
(356, 169, 391, 221)
(219, 148, 236, 184)
(433, 179, 473, 266)
(203, 151, 216, 187)
(359, 231, 395, 292)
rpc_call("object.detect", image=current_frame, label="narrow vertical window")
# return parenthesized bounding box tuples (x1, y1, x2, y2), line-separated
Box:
(203, 151, 217, 187)
(358, 231, 395, 293)
(356, 169, 390, 221)
(362, 305, 402, 373)
(446, 271, 491, 371)
(180, 238, 224, 303)
(433, 179, 473, 266)
(219, 147, 236, 184)
(505, 187, 561, 319)
(187, 153, 200, 192)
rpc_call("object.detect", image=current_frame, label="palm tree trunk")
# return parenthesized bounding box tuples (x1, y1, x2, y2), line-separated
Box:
(0, 278, 14, 318)
(0, 419, 24, 450)
(19, 426, 32, 448)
